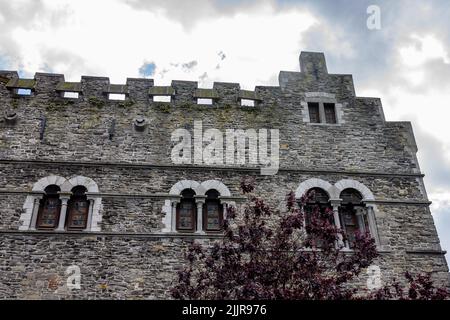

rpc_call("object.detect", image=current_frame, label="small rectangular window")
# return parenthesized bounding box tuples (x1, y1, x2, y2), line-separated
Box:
(108, 93, 126, 101)
(241, 99, 255, 107)
(16, 88, 32, 96)
(197, 98, 213, 105)
(324, 103, 337, 124)
(153, 95, 171, 102)
(63, 92, 79, 99)
(308, 102, 320, 123)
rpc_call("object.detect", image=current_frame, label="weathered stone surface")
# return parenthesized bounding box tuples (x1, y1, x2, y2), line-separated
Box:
(0, 51, 448, 299)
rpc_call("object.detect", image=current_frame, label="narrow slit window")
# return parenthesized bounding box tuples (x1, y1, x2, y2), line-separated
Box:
(308, 102, 320, 123)
(63, 92, 79, 99)
(241, 99, 255, 107)
(197, 98, 213, 105)
(16, 88, 32, 96)
(153, 95, 171, 102)
(324, 103, 337, 124)
(108, 93, 126, 101)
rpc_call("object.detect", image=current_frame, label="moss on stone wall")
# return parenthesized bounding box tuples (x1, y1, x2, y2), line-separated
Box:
(153, 103, 171, 113)
(80, 114, 102, 129)
(89, 96, 105, 109)
(118, 99, 135, 109)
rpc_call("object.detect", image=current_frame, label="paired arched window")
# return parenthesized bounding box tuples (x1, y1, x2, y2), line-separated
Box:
(203, 189, 223, 231)
(175, 188, 224, 232)
(35, 185, 90, 231)
(339, 188, 368, 248)
(36, 185, 62, 230)
(300, 185, 377, 249)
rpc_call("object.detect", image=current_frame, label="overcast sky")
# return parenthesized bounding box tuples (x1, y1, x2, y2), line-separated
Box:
(1, 0, 449, 262)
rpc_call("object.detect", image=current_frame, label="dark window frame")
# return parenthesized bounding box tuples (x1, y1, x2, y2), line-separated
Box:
(66, 186, 90, 231)
(36, 185, 62, 230)
(324, 103, 337, 124)
(303, 188, 333, 246)
(203, 200, 223, 232)
(307, 102, 321, 123)
(339, 188, 366, 248)
(176, 189, 196, 232)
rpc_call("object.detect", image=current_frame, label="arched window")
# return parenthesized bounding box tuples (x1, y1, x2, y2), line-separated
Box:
(304, 188, 331, 225)
(36, 185, 62, 230)
(176, 189, 196, 231)
(339, 188, 368, 248)
(203, 189, 223, 231)
(304, 188, 332, 246)
(66, 186, 90, 230)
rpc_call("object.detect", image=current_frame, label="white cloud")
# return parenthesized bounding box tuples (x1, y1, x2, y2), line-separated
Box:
(358, 31, 450, 263)
(359, 33, 450, 167)
(1, 0, 316, 89)
(399, 34, 450, 68)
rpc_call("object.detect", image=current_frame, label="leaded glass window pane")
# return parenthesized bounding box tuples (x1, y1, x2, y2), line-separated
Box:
(37, 197, 61, 229)
(66, 186, 89, 230)
(67, 198, 89, 229)
(204, 189, 223, 231)
(178, 201, 195, 230)
(36, 185, 61, 230)
(205, 202, 221, 230)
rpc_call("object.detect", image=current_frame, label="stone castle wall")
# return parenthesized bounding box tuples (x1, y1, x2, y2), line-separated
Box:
(0, 51, 448, 299)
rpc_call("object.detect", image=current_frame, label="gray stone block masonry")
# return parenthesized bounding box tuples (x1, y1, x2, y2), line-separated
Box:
(0, 51, 448, 299)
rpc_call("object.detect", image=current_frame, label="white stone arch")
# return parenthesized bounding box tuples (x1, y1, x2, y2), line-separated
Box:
(162, 179, 233, 233)
(20, 175, 68, 230)
(295, 178, 333, 199)
(334, 179, 375, 201)
(20, 175, 102, 232)
(169, 179, 204, 195)
(334, 179, 380, 246)
(31, 175, 67, 192)
(199, 180, 231, 197)
(67, 175, 102, 232)
(67, 175, 99, 193)
(163, 180, 202, 232)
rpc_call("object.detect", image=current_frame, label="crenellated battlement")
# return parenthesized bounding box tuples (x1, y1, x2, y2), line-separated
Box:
(0, 69, 271, 106)
(0, 52, 357, 106)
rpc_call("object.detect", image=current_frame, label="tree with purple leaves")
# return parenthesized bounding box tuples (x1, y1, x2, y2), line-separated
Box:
(171, 179, 449, 300)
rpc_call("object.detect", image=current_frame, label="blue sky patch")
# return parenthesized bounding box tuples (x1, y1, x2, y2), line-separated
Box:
(139, 62, 156, 77)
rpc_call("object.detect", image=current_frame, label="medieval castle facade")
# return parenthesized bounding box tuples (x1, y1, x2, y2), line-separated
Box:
(0, 51, 448, 299)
